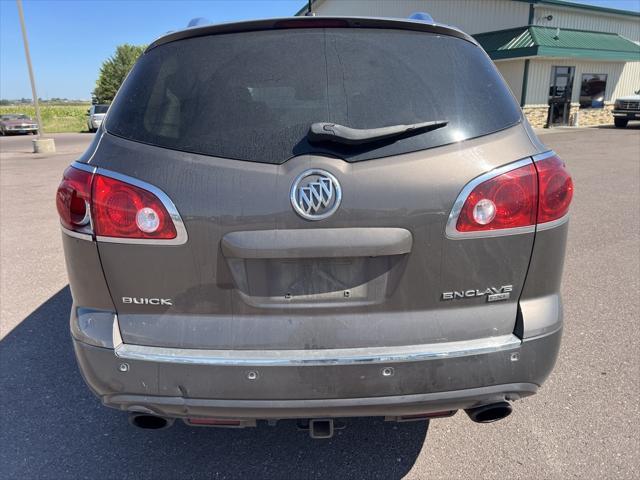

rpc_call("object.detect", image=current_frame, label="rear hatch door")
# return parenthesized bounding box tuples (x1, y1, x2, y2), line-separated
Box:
(90, 25, 538, 350)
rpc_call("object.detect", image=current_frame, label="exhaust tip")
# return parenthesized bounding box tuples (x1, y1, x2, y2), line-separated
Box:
(465, 401, 512, 423)
(128, 413, 174, 430)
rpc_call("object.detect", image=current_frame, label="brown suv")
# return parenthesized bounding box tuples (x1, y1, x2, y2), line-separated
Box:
(57, 16, 573, 439)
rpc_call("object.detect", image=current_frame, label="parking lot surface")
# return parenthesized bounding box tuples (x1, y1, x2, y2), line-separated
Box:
(1, 128, 639, 479)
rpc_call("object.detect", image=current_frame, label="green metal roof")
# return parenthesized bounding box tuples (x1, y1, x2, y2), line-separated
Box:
(475, 25, 640, 61)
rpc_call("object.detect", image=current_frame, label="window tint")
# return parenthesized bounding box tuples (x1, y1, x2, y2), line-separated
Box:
(106, 28, 521, 164)
(579, 74, 607, 109)
(94, 105, 109, 114)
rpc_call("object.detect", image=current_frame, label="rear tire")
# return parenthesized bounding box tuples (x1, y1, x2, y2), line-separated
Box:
(614, 118, 628, 128)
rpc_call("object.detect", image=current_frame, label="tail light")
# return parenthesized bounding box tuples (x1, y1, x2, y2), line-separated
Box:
(92, 175, 177, 239)
(56, 167, 93, 231)
(455, 163, 538, 233)
(56, 164, 184, 243)
(535, 155, 573, 223)
(448, 152, 573, 237)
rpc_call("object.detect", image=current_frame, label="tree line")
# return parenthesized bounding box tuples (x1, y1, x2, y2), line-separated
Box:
(92, 44, 146, 104)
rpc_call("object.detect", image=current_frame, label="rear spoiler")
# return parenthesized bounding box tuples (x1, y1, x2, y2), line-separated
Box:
(146, 16, 477, 53)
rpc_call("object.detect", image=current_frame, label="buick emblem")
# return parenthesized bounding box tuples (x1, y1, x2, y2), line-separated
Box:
(290, 169, 342, 220)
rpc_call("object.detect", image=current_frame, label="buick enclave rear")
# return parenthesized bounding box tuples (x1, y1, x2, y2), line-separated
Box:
(57, 16, 572, 437)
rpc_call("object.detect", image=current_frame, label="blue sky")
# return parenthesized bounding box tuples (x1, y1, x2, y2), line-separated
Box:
(0, 0, 302, 100)
(1, 0, 638, 100)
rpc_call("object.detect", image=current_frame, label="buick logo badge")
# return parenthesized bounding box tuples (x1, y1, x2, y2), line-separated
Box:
(290, 169, 342, 220)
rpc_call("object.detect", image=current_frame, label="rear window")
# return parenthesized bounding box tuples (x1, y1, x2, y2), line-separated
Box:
(106, 28, 521, 164)
(94, 105, 109, 114)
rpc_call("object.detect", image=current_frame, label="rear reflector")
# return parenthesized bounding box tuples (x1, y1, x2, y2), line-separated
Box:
(185, 418, 242, 426)
(399, 411, 457, 420)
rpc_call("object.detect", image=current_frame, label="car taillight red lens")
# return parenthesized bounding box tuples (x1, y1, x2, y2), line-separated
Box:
(56, 166, 93, 230)
(56, 166, 178, 240)
(92, 175, 177, 239)
(535, 155, 573, 224)
(454, 154, 573, 234)
(456, 163, 538, 232)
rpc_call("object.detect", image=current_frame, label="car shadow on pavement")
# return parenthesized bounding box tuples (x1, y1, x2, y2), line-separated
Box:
(0, 287, 428, 480)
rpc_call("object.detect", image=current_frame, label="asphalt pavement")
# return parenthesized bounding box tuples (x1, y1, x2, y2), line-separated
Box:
(0, 127, 638, 479)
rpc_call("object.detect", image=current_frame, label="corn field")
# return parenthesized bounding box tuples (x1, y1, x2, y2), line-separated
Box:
(0, 104, 91, 133)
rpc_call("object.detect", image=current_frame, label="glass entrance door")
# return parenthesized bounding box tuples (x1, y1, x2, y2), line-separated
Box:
(548, 66, 575, 126)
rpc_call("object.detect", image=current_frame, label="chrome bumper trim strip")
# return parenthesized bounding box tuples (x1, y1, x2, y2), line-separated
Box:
(113, 330, 521, 367)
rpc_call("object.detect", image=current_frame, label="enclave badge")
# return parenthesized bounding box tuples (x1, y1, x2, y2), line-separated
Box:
(441, 285, 513, 302)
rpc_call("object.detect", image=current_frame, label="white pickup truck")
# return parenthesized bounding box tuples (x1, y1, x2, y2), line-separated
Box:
(86, 104, 109, 133)
(612, 91, 640, 128)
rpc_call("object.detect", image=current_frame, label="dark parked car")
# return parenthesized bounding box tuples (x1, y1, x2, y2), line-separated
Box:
(57, 16, 573, 438)
(0, 114, 38, 135)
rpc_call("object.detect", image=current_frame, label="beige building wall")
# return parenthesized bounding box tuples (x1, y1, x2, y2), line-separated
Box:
(612, 61, 640, 98)
(522, 59, 639, 127)
(309, 0, 640, 40)
(525, 58, 637, 105)
(311, 0, 529, 33)
(495, 59, 525, 103)
(534, 5, 640, 42)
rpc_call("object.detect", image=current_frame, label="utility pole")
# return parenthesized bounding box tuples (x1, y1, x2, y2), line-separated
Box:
(16, 0, 54, 152)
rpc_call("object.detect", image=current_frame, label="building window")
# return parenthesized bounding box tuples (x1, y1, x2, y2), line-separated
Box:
(579, 74, 607, 108)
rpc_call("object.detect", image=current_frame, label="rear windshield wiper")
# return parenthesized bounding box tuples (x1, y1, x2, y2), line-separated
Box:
(308, 120, 448, 146)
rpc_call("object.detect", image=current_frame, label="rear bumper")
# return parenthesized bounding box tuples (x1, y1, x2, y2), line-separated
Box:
(101, 383, 539, 419)
(73, 327, 561, 419)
